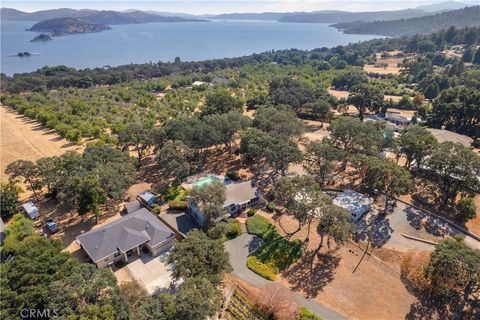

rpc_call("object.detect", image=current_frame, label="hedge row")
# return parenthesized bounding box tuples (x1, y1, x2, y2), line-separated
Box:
(246, 256, 276, 281)
(168, 200, 188, 210)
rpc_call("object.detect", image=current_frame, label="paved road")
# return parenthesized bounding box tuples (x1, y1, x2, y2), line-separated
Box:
(224, 233, 347, 320)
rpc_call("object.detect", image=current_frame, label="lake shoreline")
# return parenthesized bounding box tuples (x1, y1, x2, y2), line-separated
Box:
(2, 20, 378, 75)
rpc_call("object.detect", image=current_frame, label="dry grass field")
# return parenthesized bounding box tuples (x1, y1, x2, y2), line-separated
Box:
(0, 106, 83, 179)
(363, 51, 404, 75)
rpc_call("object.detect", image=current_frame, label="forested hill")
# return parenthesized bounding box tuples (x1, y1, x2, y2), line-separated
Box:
(0, 8, 205, 24)
(27, 18, 111, 36)
(333, 6, 480, 36)
(278, 9, 431, 23)
(211, 12, 285, 21)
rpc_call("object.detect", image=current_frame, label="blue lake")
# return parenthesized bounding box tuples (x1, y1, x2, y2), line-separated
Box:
(1, 20, 378, 75)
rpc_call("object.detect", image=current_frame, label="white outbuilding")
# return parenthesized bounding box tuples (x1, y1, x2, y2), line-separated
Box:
(22, 201, 40, 219)
(333, 190, 373, 222)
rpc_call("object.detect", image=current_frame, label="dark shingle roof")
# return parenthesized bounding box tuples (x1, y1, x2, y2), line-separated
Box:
(76, 208, 175, 262)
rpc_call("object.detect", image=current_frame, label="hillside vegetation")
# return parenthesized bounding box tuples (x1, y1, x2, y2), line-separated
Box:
(28, 18, 110, 36)
(1, 8, 205, 24)
(279, 9, 430, 23)
(333, 6, 480, 36)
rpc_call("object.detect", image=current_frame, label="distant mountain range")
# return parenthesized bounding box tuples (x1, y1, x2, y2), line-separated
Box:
(2, 1, 472, 24)
(414, 1, 471, 12)
(278, 9, 431, 23)
(211, 12, 286, 21)
(333, 5, 480, 36)
(210, 1, 473, 22)
(0, 8, 205, 24)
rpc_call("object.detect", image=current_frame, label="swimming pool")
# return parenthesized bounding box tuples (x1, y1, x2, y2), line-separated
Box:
(192, 176, 219, 188)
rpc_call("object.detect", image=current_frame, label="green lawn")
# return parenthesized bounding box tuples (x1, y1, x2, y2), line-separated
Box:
(245, 215, 303, 279)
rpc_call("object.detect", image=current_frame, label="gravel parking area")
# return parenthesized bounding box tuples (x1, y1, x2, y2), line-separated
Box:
(355, 201, 480, 251)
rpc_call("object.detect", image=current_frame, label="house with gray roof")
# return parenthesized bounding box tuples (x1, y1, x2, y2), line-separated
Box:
(187, 179, 260, 226)
(427, 128, 473, 147)
(384, 112, 411, 127)
(76, 208, 176, 268)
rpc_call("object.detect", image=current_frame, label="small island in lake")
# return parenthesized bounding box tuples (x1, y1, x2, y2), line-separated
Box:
(27, 18, 111, 36)
(30, 33, 53, 42)
(17, 52, 32, 57)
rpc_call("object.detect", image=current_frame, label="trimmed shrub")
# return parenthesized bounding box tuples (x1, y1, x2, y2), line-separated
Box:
(266, 202, 276, 212)
(163, 185, 187, 201)
(168, 200, 188, 211)
(226, 171, 241, 181)
(150, 204, 161, 215)
(246, 215, 271, 237)
(247, 209, 257, 217)
(246, 256, 276, 281)
(300, 307, 321, 320)
(226, 219, 242, 239)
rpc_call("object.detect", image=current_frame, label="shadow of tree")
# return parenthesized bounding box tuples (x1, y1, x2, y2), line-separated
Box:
(400, 267, 451, 319)
(405, 206, 453, 237)
(247, 235, 264, 255)
(281, 250, 340, 298)
(369, 216, 393, 248)
(353, 215, 393, 248)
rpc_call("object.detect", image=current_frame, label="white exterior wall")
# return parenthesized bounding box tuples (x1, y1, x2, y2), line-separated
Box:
(95, 252, 124, 269)
(187, 198, 207, 226)
(148, 238, 175, 256)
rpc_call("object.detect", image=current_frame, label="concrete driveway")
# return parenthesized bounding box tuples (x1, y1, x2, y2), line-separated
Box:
(124, 251, 176, 294)
(159, 210, 200, 235)
(225, 233, 347, 320)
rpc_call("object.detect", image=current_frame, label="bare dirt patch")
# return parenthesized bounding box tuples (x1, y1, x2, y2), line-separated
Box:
(1, 106, 83, 178)
(364, 52, 403, 75)
(387, 107, 416, 117)
(301, 120, 330, 142)
(384, 95, 405, 103)
(328, 88, 350, 100)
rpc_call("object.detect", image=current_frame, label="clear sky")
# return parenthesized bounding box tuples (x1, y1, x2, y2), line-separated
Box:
(2, 0, 480, 14)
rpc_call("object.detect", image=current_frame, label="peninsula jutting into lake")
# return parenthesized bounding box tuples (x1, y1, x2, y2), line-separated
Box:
(27, 18, 111, 36)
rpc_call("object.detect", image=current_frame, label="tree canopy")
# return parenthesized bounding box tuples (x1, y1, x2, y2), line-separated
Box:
(189, 180, 227, 224)
(425, 239, 480, 319)
(168, 230, 232, 285)
(0, 181, 22, 220)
